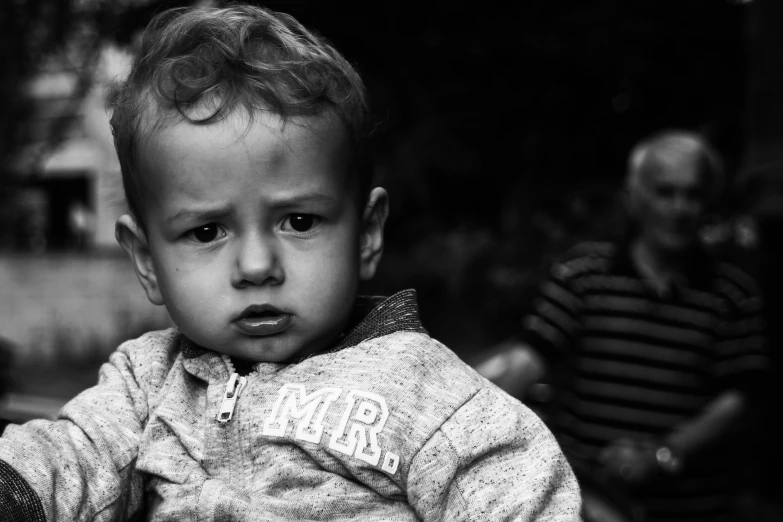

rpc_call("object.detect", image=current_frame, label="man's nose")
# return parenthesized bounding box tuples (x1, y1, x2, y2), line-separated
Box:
(671, 194, 697, 215)
(231, 232, 284, 287)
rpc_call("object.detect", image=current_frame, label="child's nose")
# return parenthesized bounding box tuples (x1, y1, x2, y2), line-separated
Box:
(231, 232, 284, 287)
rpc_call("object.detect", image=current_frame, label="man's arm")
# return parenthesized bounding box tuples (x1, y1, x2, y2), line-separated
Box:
(476, 249, 598, 401)
(598, 388, 751, 485)
(665, 388, 748, 459)
(474, 341, 548, 402)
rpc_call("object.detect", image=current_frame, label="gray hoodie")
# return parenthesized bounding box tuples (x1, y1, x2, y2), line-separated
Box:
(0, 290, 581, 521)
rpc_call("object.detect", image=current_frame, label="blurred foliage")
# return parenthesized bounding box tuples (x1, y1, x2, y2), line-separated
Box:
(0, 0, 194, 170)
(0, 0, 94, 167)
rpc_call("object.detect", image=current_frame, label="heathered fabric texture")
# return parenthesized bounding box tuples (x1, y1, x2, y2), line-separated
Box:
(0, 290, 581, 521)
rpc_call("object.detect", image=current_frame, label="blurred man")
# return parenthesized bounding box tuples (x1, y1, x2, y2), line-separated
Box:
(479, 130, 769, 521)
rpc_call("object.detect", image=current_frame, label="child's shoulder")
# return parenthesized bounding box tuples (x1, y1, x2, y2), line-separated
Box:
(343, 330, 486, 400)
(321, 331, 493, 447)
(116, 327, 180, 357)
(111, 327, 182, 380)
(357, 328, 465, 360)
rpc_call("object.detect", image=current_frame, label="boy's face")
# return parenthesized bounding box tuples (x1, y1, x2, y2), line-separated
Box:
(117, 111, 387, 363)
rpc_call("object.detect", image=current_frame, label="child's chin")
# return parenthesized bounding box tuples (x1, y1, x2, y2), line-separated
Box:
(231, 340, 303, 364)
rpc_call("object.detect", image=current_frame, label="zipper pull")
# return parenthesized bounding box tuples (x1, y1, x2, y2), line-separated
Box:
(216, 372, 247, 424)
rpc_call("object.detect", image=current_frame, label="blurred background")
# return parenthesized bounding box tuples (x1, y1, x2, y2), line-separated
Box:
(0, 0, 782, 513)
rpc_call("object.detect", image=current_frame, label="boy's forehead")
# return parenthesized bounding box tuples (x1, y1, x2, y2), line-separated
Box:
(134, 106, 353, 199)
(140, 100, 344, 144)
(137, 105, 349, 168)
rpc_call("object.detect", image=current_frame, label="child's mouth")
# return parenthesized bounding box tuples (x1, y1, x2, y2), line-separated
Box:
(233, 305, 292, 336)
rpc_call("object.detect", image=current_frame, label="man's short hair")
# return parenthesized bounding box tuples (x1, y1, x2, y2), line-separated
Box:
(108, 4, 371, 228)
(625, 130, 725, 203)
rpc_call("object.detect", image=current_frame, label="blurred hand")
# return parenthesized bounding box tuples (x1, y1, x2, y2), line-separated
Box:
(598, 437, 658, 487)
(474, 341, 546, 401)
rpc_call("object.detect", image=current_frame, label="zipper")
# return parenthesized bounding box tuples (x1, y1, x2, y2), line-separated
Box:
(217, 372, 247, 423)
(217, 354, 248, 424)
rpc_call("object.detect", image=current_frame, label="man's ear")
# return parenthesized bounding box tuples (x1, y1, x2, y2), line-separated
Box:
(116, 214, 165, 305)
(622, 185, 638, 218)
(359, 187, 389, 281)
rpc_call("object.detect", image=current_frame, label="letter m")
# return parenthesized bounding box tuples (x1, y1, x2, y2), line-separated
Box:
(263, 384, 342, 444)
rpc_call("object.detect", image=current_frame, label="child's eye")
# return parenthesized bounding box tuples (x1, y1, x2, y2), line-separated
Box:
(185, 223, 225, 243)
(282, 214, 321, 234)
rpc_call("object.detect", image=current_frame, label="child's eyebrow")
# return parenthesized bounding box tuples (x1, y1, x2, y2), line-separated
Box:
(269, 193, 338, 208)
(165, 194, 338, 225)
(166, 207, 231, 225)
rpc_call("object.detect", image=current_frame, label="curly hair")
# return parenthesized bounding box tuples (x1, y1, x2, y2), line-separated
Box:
(108, 4, 371, 228)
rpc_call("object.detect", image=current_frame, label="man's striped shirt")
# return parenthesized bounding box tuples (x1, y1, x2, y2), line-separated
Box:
(523, 241, 768, 522)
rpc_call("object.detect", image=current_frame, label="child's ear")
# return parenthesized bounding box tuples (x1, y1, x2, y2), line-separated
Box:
(359, 187, 389, 281)
(116, 214, 165, 305)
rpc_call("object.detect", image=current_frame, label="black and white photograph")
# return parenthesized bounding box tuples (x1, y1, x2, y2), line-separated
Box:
(0, 1, 781, 520)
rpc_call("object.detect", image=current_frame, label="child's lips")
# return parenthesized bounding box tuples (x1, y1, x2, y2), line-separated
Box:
(232, 305, 292, 336)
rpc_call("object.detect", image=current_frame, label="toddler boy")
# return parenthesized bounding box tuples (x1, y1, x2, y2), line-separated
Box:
(0, 4, 581, 520)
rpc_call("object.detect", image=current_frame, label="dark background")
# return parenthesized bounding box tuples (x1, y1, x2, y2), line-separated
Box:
(307, 0, 755, 350)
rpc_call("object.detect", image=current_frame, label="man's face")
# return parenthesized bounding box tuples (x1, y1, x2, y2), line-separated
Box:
(130, 111, 374, 363)
(631, 157, 710, 253)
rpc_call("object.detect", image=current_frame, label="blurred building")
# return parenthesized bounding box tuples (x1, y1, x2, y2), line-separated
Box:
(0, 43, 171, 419)
(7, 45, 133, 251)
